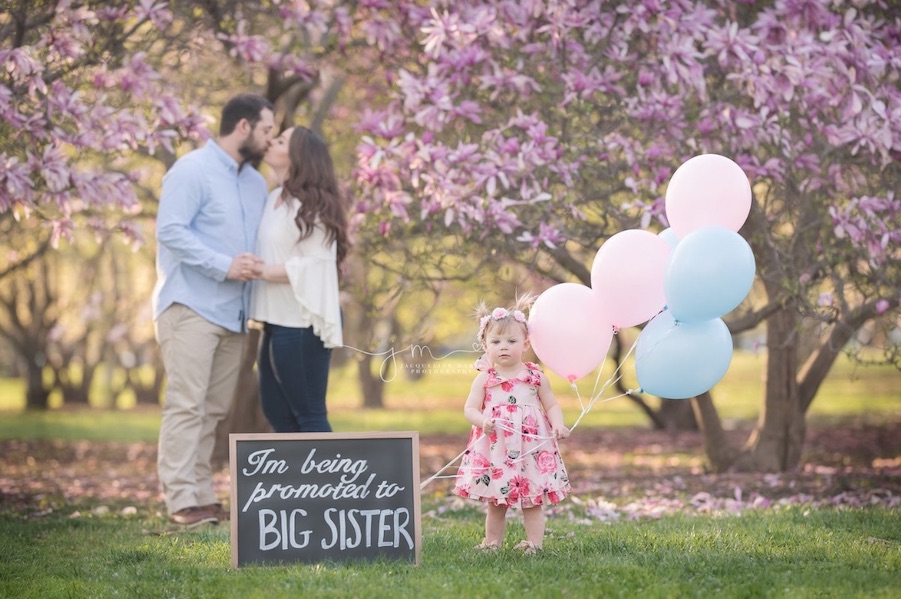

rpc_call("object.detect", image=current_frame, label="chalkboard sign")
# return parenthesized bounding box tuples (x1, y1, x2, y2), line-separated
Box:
(229, 432, 421, 567)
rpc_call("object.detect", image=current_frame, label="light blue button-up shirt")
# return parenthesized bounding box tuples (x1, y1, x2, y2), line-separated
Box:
(152, 139, 268, 333)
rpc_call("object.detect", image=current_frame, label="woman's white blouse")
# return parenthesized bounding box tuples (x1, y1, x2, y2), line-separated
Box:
(250, 188, 343, 348)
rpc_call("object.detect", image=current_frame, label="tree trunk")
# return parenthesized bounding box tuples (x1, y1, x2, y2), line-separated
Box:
(61, 386, 90, 406)
(691, 391, 739, 472)
(740, 306, 806, 471)
(58, 361, 95, 406)
(358, 355, 385, 408)
(25, 357, 49, 410)
(128, 364, 165, 406)
(212, 328, 271, 468)
(657, 399, 697, 432)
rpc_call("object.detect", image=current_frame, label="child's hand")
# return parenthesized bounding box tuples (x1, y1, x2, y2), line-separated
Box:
(554, 425, 570, 440)
(482, 417, 495, 433)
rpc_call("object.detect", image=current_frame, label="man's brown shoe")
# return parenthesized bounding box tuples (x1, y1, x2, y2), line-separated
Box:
(201, 503, 230, 521)
(169, 506, 219, 527)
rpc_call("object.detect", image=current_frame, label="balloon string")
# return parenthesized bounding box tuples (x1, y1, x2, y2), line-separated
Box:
(569, 331, 644, 432)
(419, 431, 486, 490)
(568, 388, 634, 432)
(585, 330, 638, 404)
(420, 420, 563, 490)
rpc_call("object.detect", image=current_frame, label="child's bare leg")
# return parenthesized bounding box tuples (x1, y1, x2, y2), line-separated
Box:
(522, 506, 545, 547)
(483, 503, 508, 546)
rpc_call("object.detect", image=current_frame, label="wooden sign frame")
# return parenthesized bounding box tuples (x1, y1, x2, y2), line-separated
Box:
(229, 431, 421, 568)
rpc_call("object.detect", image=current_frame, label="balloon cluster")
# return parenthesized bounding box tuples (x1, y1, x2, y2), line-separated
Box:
(529, 154, 755, 399)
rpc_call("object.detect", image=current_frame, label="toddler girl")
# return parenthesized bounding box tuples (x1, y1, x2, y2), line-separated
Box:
(453, 297, 571, 554)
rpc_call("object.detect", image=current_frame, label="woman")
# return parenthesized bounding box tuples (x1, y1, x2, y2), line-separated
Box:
(251, 126, 350, 432)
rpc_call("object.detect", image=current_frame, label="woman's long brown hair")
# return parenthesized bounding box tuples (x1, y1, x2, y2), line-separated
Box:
(281, 126, 351, 266)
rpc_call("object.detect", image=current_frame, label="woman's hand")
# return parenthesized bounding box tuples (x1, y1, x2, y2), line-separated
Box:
(259, 263, 289, 283)
(227, 253, 264, 281)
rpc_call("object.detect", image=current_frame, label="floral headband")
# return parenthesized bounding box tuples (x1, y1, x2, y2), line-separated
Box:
(477, 307, 527, 341)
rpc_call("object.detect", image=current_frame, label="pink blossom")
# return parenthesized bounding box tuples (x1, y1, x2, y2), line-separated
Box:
(220, 21, 271, 63)
(134, 0, 172, 28)
(1, 155, 34, 208)
(421, 9, 455, 57)
(39, 146, 70, 193)
(364, 19, 402, 53)
(2, 48, 44, 80)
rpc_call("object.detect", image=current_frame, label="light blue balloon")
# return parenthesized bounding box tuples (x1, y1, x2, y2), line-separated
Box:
(658, 227, 680, 251)
(635, 310, 733, 399)
(664, 226, 756, 323)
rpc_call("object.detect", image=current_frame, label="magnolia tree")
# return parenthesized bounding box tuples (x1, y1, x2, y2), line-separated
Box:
(351, 0, 901, 471)
(0, 1, 214, 407)
(0, 1, 211, 254)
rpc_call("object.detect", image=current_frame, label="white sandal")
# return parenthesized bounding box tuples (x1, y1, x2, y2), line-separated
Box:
(514, 540, 541, 555)
(475, 539, 499, 551)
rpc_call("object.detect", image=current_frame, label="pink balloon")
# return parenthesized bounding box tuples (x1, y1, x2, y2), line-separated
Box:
(528, 283, 614, 382)
(664, 154, 752, 238)
(590, 229, 669, 328)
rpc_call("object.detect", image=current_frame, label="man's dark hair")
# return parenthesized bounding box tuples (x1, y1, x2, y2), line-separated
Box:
(219, 94, 274, 136)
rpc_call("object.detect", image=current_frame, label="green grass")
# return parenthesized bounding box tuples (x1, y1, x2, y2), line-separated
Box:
(1, 505, 898, 598)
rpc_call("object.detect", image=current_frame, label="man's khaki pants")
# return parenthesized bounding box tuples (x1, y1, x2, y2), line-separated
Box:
(155, 304, 245, 514)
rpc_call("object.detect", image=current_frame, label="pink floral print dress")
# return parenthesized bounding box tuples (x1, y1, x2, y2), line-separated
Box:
(453, 363, 571, 508)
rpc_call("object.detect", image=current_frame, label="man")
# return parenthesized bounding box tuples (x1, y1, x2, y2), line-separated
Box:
(152, 94, 275, 526)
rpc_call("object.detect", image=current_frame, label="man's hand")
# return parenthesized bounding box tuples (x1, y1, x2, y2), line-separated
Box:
(226, 253, 264, 281)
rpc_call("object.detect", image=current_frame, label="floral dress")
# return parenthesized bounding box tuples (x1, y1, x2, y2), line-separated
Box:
(453, 363, 571, 508)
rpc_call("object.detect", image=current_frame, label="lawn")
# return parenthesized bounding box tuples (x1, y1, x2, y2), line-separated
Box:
(1, 502, 898, 598)
(1, 349, 899, 598)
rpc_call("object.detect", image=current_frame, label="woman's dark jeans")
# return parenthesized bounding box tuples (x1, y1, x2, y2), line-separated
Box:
(258, 323, 332, 433)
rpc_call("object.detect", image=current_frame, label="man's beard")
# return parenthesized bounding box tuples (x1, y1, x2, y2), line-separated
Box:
(238, 138, 266, 164)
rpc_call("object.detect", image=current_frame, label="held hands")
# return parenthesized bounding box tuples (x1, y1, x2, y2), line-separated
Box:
(226, 253, 264, 282)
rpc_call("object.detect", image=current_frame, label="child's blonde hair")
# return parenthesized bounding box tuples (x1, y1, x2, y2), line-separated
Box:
(475, 293, 536, 347)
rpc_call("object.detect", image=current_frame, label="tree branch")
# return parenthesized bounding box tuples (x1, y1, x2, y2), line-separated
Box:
(544, 245, 591, 285)
(724, 301, 783, 335)
(798, 297, 900, 412)
(0, 236, 53, 282)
